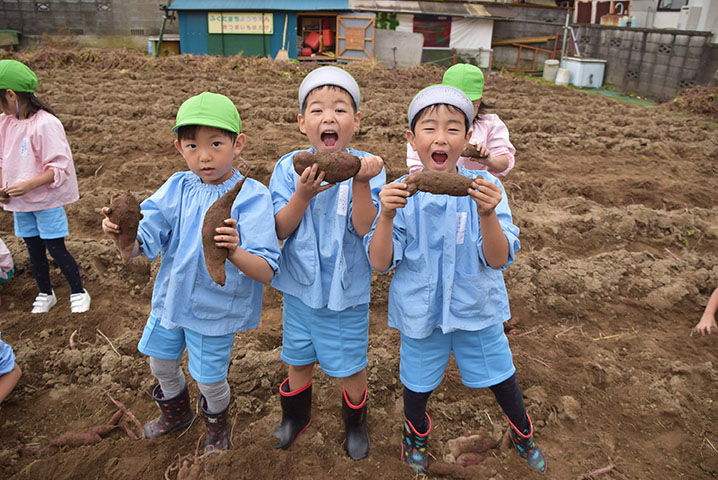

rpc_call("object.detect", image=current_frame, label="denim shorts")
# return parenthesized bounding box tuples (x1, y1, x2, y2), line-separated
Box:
(400, 323, 515, 392)
(281, 293, 369, 378)
(138, 314, 235, 384)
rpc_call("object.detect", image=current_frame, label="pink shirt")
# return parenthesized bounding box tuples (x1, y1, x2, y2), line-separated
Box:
(0, 110, 79, 212)
(406, 113, 515, 176)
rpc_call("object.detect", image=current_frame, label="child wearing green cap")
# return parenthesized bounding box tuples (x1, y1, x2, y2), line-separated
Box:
(406, 63, 515, 177)
(101, 91, 281, 454)
(0, 59, 91, 314)
(367, 84, 546, 474)
(268, 66, 385, 460)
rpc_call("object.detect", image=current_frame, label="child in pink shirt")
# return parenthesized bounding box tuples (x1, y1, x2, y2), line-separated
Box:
(406, 64, 515, 176)
(0, 60, 90, 314)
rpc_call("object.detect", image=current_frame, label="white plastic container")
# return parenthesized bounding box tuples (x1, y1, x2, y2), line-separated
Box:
(562, 57, 606, 88)
(555, 68, 570, 86)
(542, 59, 560, 82)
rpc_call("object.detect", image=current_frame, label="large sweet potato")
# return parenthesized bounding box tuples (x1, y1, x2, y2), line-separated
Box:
(106, 191, 143, 251)
(293, 151, 361, 183)
(403, 171, 474, 197)
(202, 176, 247, 286)
(461, 144, 487, 159)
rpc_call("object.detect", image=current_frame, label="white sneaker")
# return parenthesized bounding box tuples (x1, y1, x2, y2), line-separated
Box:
(70, 289, 91, 313)
(31, 290, 57, 314)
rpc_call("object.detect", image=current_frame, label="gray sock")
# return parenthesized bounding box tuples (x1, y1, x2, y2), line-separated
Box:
(197, 380, 230, 414)
(149, 357, 186, 399)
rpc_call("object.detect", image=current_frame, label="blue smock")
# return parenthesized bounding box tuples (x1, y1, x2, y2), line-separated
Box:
(0, 333, 15, 375)
(269, 147, 386, 311)
(137, 169, 281, 336)
(365, 167, 520, 339)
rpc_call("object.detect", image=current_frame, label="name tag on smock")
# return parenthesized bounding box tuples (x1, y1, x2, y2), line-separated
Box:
(456, 212, 467, 244)
(337, 184, 349, 216)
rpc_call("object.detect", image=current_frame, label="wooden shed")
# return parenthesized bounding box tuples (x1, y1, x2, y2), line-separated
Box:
(168, 0, 376, 61)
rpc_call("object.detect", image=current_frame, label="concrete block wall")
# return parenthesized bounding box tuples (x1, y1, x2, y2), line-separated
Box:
(374, 29, 424, 68)
(0, 0, 177, 37)
(493, 17, 718, 101)
(576, 25, 717, 101)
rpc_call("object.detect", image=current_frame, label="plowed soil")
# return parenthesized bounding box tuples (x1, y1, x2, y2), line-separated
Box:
(1, 49, 717, 480)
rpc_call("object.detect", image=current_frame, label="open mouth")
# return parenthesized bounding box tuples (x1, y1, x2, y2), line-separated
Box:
(321, 130, 339, 148)
(431, 151, 448, 167)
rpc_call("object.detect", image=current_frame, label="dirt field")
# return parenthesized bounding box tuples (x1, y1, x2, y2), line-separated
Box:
(0, 49, 717, 480)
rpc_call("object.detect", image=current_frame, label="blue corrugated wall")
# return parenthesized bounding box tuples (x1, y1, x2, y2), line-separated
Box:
(178, 11, 209, 55)
(178, 11, 297, 57)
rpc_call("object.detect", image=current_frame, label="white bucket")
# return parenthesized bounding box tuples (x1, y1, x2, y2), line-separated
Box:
(555, 68, 570, 86)
(542, 59, 560, 82)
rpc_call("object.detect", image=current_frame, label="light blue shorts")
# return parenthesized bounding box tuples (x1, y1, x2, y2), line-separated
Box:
(400, 323, 515, 393)
(281, 293, 369, 378)
(137, 314, 235, 384)
(14, 206, 69, 239)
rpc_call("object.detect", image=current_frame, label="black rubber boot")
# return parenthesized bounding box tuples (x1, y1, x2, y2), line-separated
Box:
(401, 413, 431, 474)
(143, 384, 195, 439)
(508, 413, 547, 474)
(272, 378, 312, 450)
(341, 386, 370, 460)
(199, 394, 232, 454)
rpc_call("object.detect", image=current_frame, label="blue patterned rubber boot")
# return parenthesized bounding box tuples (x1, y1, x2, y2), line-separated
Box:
(508, 413, 546, 473)
(400, 413, 431, 474)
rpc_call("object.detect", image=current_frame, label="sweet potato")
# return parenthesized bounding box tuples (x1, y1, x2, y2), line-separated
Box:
(292, 151, 361, 183)
(202, 176, 247, 286)
(429, 457, 498, 479)
(0, 188, 8, 199)
(448, 433, 496, 458)
(89, 424, 120, 437)
(461, 144, 487, 159)
(51, 431, 102, 447)
(403, 171, 474, 197)
(456, 452, 484, 467)
(106, 191, 143, 251)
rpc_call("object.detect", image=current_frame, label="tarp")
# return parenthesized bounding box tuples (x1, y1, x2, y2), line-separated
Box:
(170, 0, 349, 10)
(449, 17, 493, 50)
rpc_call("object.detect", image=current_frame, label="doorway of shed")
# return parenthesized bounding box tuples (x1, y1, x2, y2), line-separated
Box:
(297, 14, 337, 61)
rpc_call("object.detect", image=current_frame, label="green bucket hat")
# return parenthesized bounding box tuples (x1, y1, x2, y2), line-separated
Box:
(442, 64, 484, 102)
(0, 60, 38, 93)
(173, 92, 241, 133)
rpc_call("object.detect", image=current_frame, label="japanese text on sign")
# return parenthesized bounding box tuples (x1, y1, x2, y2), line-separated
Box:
(208, 13, 274, 35)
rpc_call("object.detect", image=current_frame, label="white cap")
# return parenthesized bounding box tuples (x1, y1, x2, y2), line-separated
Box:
(298, 66, 360, 111)
(408, 84, 474, 128)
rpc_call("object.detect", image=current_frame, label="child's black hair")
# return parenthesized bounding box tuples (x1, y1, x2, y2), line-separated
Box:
(176, 124, 238, 144)
(410, 104, 471, 134)
(0, 90, 56, 117)
(475, 100, 493, 120)
(301, 85, 357, 114)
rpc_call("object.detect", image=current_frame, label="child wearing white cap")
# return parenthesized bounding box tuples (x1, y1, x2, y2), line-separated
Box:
(0, 59, 91, 313)
(102, 92, 281, 454)
(406, 63, 515, 176)
(268, 66, 385, 460)
(367, 85, 546, 474)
